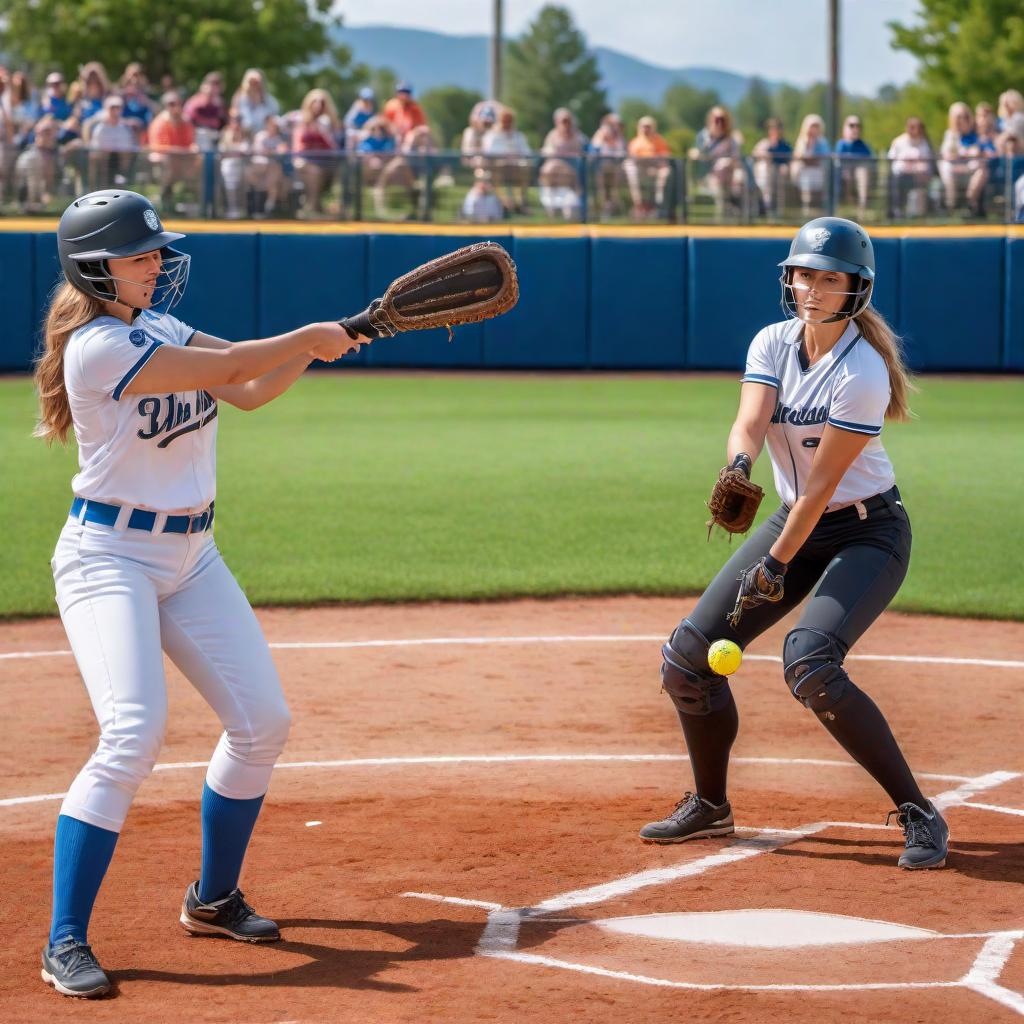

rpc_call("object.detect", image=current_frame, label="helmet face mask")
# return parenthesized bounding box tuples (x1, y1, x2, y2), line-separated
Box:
(58, 190, 190, 312)
(780, 266, 873, 324)
(72, 245, 191, 312)
(778, 216, 875, 324)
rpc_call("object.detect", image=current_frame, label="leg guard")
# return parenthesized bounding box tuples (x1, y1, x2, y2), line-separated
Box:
(661, 620, 732, 716)
(783, 627, 851, 711)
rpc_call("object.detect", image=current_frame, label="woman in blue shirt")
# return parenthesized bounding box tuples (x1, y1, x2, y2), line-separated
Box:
(835, 115, 873, 218)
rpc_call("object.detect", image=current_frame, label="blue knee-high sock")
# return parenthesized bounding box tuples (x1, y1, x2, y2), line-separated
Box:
(49, 815, 119, 947)
(198, 782, 265, 903)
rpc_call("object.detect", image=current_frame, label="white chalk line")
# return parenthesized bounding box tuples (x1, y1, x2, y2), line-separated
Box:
(962, 801, 1024, 818)
(0, 753, 981, 809)
(2, 633, 1023, 669)
(401, 772, 1024, 1011)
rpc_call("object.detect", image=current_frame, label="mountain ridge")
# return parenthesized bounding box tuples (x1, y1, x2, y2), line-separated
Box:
(334, 24, 790, 107)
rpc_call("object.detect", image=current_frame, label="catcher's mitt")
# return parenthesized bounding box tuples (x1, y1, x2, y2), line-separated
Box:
(342, 241, 518, 341)
(705, 467, 764, 539)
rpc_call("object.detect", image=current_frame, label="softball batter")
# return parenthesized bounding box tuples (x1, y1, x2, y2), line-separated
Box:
(640, 217, 949, 870)
(34, 190, 367, 998)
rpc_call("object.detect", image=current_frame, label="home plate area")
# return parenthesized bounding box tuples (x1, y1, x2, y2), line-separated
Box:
(404, 774, 1024, 1017)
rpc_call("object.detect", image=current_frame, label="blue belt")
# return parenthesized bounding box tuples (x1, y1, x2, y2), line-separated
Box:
(70, 497, 215, 534)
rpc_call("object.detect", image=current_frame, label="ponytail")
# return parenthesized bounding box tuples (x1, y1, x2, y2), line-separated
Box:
(853, 304, 915, 422)
(33, 281, 105, 445)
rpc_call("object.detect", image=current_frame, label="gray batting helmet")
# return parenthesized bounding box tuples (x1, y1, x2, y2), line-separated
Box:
(779, 216, 874, 323)
(57, 190, 190, 310)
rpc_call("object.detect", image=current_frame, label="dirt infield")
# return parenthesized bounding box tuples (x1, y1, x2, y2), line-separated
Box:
(1, 596, 1022, 1023)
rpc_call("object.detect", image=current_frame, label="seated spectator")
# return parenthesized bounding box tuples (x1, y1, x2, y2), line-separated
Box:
(75, 61, 111, 130)
(689, 105, 743, 214)
(539, 107, 587, 219)
(751, 117, 792, 215)
(88, 94, 137, 188)
(482, 107, 532, 213)
(15, 114, 59, 212)
(888, 116, 936, 218)
(382, 82, 427, 142)
(976, 103, 999, 153)
(218, 110, 251, 219)
(625, 115, 672, 219)
(997, 90, 1024, 138)
(40, 71, 72, 122)
(1015, 161, 1024, 222)
(376, 123, 437, 219)
(791, 113, 830, 215)
(590, 112, 628, 217)
(292, 88, 341, 217)
(0, 71, 13, 195)
(149, 91, 201, 210)
(940, 101, 987, 215)
(461, 167, 505, 222)
(461, 103, 497, 166)
(250, 113, 289, 217)
(990, 130, 1024, 206)
(9, 71, 42, 147)
(117, 63, 157, 134)
(344, 86, 377, 147)
(233, 68, 280, 136)
(184, 71, 229, 150)
(835, 115, 873, 218)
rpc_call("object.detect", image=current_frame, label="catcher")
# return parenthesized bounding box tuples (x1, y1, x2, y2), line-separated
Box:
(639, 217, 948, 871)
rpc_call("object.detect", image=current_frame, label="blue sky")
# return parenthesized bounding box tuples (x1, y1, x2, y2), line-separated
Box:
(336, 1, 922, 96)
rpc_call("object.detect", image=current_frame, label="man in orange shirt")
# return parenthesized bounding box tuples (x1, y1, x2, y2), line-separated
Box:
(382, 82, 427, 142)
(625, 115, 674, 219)
(148, 91, 201, 211)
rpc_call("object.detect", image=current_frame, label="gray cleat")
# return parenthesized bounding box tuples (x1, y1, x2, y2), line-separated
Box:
(180, 881, 280, 941)
(639, 791, 735, 844)
(889, 801, 949, 870)
(41, 939, 111, 998)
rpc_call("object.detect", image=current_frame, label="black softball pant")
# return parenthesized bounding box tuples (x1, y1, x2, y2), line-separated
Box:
(669, 485, 926, 810)
(690, 485, 912, 655)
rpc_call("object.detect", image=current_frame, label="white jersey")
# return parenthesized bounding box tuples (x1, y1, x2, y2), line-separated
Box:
(64, 309, 218, 513)
(742, 318, 895, 509)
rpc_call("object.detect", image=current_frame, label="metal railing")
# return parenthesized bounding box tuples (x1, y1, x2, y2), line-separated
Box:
(4, 147, 1023, 225)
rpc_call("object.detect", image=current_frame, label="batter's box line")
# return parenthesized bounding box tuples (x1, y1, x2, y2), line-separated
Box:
(401, 772, 1024, 1013)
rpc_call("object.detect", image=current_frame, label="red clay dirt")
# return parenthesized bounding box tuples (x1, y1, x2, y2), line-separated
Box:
(1, 596, 1022, 1023)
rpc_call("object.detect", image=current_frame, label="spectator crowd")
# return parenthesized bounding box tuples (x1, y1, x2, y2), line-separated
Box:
(1, 59, 1023, 224)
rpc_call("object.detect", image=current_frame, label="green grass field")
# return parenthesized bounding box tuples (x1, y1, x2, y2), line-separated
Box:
(2, 374, 1022, 620)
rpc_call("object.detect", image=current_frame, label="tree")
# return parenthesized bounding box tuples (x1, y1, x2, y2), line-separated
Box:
(736, 77, 773, 135)
(420, 86, 484, 148)
(889, 0, 1024, 116)
(661, 81, 720, 133)
(0, 0, 362, 108)
(618, 96, 657, 135)
(505, 4, 608, 141)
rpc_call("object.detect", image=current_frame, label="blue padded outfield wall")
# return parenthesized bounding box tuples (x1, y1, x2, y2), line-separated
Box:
(2, 229, 1022, 372)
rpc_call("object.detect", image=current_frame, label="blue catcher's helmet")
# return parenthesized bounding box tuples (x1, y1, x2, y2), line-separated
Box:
(779, 216, 874, 323)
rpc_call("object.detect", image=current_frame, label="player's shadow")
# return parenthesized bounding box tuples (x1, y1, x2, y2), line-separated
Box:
(773, 835, 1024, 882)
(114, 917, 481, 993)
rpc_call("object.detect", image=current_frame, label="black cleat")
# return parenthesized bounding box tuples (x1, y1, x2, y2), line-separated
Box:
(888, 801, 949, 870)
(180, 881, 280, 942)
(639, 791, 735, 844)
(41, 939, 111, 998)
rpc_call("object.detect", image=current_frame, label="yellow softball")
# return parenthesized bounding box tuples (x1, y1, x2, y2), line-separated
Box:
(707, 639, 742, 675)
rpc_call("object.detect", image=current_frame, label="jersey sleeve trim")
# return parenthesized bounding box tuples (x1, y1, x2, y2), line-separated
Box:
(827, 416, 882, 436)
(740, 372, 781, 388)
(112, 340, 163, 401)
(184, 330, 197, 346)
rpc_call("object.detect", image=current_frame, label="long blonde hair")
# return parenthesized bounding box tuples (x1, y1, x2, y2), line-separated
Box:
(34, 281, 106, 445)
(852, 303, 914, 421)
(794, 114, 826, 158)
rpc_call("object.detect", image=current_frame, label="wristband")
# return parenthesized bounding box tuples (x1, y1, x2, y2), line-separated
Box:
(763, 553, 788, 576)
(730, 452, 752, 479)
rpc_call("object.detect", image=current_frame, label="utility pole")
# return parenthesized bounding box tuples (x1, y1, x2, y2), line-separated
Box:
(490, 0, 504, 101)
(828, 0, 840, 142)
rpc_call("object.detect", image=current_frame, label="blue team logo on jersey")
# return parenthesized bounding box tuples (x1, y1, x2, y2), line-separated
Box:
(128, 329, 148, 348)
